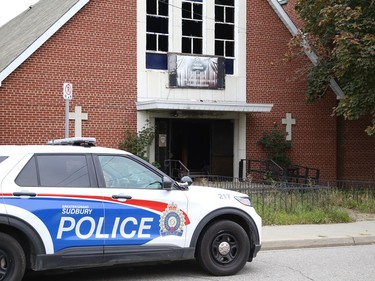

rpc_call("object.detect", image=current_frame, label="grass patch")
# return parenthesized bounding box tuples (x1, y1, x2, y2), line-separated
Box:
(258, 205, 352, 226)
(249, 187, 373, 225)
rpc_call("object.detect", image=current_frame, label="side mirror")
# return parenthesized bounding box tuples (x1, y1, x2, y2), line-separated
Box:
(162, 176, 173, 190)
(181, 176, 193, 186)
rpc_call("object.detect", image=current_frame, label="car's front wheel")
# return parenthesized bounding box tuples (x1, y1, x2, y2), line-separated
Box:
(196, 220, 250, 276)
(0, 233, 26, 281)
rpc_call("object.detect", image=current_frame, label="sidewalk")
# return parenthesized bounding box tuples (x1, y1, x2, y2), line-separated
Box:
(262, 219, 375, 251)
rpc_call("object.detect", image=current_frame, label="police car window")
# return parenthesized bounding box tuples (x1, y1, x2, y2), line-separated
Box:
(0, 156, 8, 163)
(16, 156, 38, 187)
(37, 155, 91, 187)
(98, 155, 163, 189)
(16, 155, 91, 187)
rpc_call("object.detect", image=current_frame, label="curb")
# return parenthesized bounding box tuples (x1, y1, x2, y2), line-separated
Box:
(262, 236, 375, 251)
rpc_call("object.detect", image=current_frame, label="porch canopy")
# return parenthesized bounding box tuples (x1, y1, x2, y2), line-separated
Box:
(136, 99, 273, 113)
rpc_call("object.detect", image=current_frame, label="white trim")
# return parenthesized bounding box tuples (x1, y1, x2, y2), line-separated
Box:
(136, 99, 273, 113)
(278, 0, 289, 5)
(0, 0, 90, 86)
(267, 0, 344, 99)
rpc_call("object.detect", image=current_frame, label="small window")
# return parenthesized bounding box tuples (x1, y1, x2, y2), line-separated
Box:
(16, 156, 38, 187)
(98, 155, 163, 189)
(147, 15, 168, 34)
(146, 53, 168, 69)
(0, 156, 8, 163)
(17, 155, 91, 187)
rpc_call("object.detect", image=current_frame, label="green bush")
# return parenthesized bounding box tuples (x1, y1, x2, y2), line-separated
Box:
(257, 123, 292, 167)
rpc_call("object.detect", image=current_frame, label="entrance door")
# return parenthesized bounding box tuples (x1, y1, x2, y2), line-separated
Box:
(155, 119, 233, 177)
(211, 120, 234, 177)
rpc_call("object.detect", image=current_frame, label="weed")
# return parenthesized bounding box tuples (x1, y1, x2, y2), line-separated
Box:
(250, 187, 372, 225)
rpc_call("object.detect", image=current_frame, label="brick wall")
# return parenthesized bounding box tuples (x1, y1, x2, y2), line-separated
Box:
(246, 0, 375, 181)
(337, 117, 375, 181)
(246, 0, 338, 181)
(0, 0, 137, 148)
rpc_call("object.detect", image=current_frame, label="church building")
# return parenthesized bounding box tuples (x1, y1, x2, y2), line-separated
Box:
(0, 0, 374, 181)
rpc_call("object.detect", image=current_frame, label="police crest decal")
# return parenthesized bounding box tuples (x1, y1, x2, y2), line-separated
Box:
(159, 203, 185, 236)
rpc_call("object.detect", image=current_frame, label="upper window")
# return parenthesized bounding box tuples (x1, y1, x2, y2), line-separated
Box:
(215, 0, 234, 58)
(146, 0, 169, 52)
(16, 155, 91, 187)
(182, 0, 203, 54)
(98, 155, 163, 189)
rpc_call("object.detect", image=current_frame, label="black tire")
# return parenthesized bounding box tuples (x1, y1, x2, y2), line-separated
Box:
(0, 233, 26, 281)
(196, 220, 250, 276)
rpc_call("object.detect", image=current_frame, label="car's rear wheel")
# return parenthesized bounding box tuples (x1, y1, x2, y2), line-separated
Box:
(0, 233, 26, 281)
(196, 220, 250, 276)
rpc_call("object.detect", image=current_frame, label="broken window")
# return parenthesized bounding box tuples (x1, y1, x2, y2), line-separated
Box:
(182, 0, 203, 54)
(215, 0, 234, 58)
(146, 0, 169, 52)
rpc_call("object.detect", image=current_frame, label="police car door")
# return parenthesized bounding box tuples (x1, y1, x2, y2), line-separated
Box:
(1, 153, 105, 256)
(95, 154, 189, 255)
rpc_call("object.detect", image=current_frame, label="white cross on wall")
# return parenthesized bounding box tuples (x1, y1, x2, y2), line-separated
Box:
(69, 105, 88, 137)
(282, 113, 296, 141)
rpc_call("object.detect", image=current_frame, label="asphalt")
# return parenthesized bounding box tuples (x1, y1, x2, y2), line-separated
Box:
(262, 219, 375, 251)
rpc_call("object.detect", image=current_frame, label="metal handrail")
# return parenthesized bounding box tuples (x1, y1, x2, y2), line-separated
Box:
(239, 159, 320, 184)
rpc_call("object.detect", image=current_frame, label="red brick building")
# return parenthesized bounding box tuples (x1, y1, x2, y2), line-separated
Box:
(0, 0, 374, 181)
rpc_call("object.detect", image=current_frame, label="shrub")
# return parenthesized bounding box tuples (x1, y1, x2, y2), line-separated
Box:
(257, 123, 292, 167)
(119, 121, 155, 162)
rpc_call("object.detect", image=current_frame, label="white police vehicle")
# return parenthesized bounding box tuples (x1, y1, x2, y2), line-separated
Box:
(0, 138, 261, 281)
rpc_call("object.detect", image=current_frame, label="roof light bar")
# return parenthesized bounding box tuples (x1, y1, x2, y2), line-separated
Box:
(47, 137, 96, 146)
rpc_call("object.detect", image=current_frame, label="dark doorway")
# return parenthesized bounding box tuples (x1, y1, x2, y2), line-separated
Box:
(155, 118, 233, 177)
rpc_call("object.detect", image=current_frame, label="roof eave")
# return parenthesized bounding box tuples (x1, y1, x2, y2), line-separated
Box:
(136, 99, 274, 113)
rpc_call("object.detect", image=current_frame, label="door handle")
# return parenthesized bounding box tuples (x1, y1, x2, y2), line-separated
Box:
(13, 192, 37, 197)
(112, 195, 132, 200)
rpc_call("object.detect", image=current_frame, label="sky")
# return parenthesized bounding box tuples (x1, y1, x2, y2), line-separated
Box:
(0, 0, 39, 27)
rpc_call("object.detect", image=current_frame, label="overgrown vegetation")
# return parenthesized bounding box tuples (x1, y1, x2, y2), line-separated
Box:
(248, 186, 374, 225)
(323, 188, 375, 214)
(289, 0, 375, 136)
(257, 123, 292, 167)
(119, 121, 155, 162)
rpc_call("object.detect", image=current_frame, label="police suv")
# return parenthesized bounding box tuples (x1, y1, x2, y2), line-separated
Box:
(0, 138, 261, 281)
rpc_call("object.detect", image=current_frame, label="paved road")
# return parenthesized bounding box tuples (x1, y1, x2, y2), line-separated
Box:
(24, 244, 375, 281)
(254, 244, 375, 281)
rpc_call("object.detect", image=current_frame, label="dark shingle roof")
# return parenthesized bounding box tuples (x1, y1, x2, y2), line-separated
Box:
(0, 0, 87, 84)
